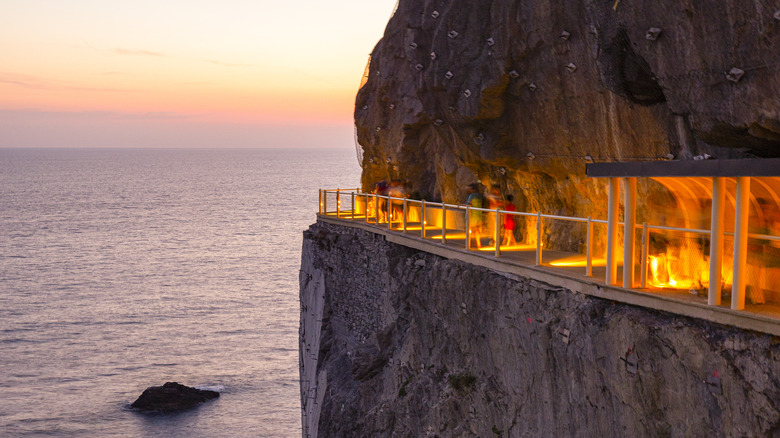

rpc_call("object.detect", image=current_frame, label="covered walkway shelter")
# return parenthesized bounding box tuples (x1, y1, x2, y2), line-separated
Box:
(586, 158, 780, 311)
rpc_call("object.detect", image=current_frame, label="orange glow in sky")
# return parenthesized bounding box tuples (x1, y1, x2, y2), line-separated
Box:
(0, 0, 397, 148)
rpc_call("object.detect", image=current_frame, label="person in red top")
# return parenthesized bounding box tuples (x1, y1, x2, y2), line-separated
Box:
(502, 194, 518, 246)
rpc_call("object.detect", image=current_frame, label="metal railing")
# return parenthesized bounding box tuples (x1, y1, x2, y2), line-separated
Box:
(319, 189, 780, 302)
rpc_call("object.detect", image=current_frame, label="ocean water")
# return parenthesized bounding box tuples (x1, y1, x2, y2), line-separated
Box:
(0, 148, 360, 437)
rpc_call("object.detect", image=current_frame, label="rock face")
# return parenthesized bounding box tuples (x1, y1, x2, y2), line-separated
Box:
(300, 221, 780, 436)
(131, 382, 219, 412)
(355, 0, 780, 211)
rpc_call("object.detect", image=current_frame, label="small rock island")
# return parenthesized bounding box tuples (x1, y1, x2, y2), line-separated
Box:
(131, 382, 219, 412)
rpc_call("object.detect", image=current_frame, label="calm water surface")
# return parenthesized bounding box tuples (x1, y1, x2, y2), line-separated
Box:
(0, 148, 360, 437)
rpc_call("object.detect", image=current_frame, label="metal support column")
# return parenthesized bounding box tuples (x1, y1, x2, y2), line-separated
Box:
(402, 198, 408, 233)
(465, 206, 471, 249)
(336, 189, 341, 218)
(441, 205, 447, 244)
(586, 217, 593, 277)
(623, 177, 637, 288)
(495, 208, 501, 257)
(731, 176, 750, 310)
(640, 222, 648, 288)
(421, 200, 426, 238)
(606, 178, 620, 285)
(535, 212, 543, 266)
(709, 177, 725, 306)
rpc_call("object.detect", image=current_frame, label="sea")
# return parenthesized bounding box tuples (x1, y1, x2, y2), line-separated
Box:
(0, 148, 361, 437)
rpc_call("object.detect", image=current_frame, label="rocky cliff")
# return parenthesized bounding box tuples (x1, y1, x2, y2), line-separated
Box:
(355, 0, 780, 213)
(300, 221, 780, 437)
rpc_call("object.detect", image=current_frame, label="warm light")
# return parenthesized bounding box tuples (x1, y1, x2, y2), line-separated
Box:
(477, 244, 536, 251)
(432, 233, 467, 240)
(549, 255, 607, 267)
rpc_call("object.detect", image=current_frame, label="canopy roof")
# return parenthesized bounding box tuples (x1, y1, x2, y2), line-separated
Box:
(586, 158, 780, 178)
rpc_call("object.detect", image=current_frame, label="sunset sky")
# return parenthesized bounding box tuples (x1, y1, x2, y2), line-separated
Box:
(0, 0, 396, 148)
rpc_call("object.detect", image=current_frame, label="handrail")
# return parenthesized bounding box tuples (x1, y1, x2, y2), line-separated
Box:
(321, 189, 780, 243)
(318, 188, 780, 319)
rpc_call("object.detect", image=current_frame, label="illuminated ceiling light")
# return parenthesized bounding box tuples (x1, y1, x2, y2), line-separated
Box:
(583, 154, 594, 162)
(565, 63, 577, 72)
(528, 82, 537, 91)
(386, 157, 392, 164)
(463, 89, 471, 98)
(509, 70, 520, 79)
(664, 153, 674, 160)
(774, 10, 780, 20)
(487, 37, 495, 46)
(430, 52, 437, 60)
(645, 27, 662, 41)
(560, 30, 571, 40)
(409, 42, 418, 49)
(448, 30, 459, 39)
(445, 71, 453, 79)
(376, 127, 382, 132)
(526, 152, 535, 160)
(433, 119, 444, 126)
(726, 67, 745, 82)
(415, 63, 424, 71)
(389, 104, 395, 110)
(432, 10, 440, 18)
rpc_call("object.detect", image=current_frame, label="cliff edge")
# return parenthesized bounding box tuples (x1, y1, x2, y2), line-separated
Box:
(300, 221, 780, 437)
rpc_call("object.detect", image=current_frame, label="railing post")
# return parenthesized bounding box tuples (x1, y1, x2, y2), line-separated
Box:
(351, 192, 355, 220)
(385, 195, 390, 228)
(465, 206, 471, 249)
(336, 189, 341, 218)
(374, 193, 379, 224)
(364, 194, 369, 223)
(403, 198, 408, 233)
(441, 205, 447, 244)
(586, 216, 593, 277)
(732, 176, 751, 310)
(421, 200, 426, 238)
(536, 212, 542, 266)
(606, 177, 620, 285)
(319, 189, 323, 215)
(709, 177, 725, 306)
(623, 177, 637, 288)
(640, 222, 648, 288)
(495, 208, 501, 257)
(323, 190, 328, 215)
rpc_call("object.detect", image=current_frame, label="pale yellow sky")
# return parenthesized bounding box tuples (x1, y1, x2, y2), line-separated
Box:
(0, 0, 396, 148)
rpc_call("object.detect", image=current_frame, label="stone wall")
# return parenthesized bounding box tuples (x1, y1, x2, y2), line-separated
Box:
(300, 221, 780, 437)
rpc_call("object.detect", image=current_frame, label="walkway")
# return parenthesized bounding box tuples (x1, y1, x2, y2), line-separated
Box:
(317, 207, 780, 336)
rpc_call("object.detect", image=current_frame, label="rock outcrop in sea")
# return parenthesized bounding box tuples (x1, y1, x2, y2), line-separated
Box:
(131, 382, 219, 412)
